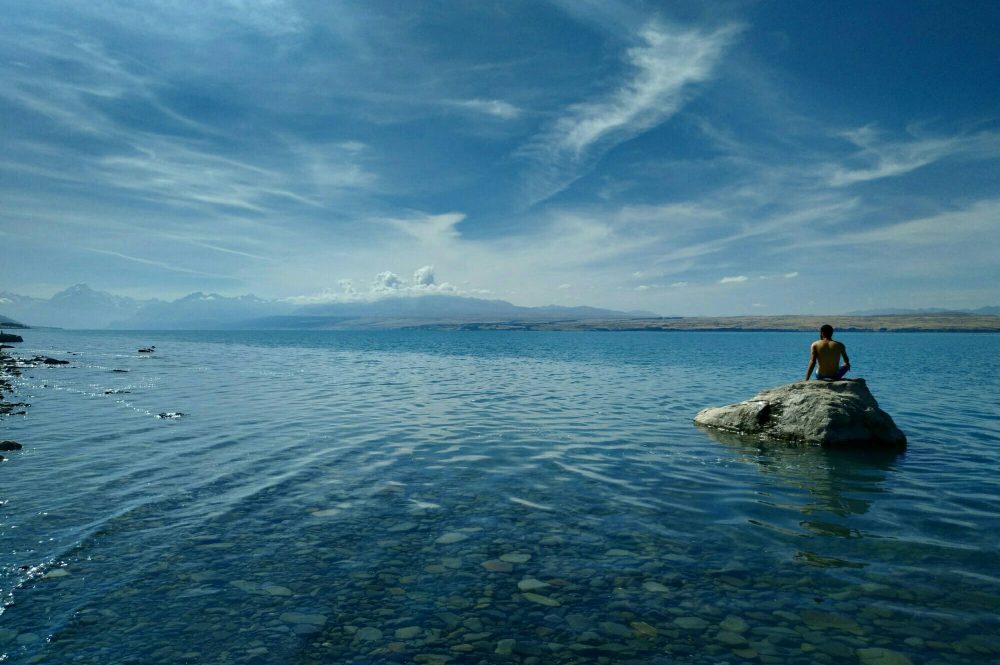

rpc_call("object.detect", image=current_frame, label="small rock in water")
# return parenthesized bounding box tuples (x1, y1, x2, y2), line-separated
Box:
(354, 627, 383, 642)
(0, 441, 22, 451)
(310, 508, 341, 517)
(394, 626, 422, 640)
(481, 559, 513, 573)
(517, 578, 549, 592)
(674, 616, 708, 630)
(599, 622, 632, 638)
(387, 521, 417, 532)
(857, 647, 914, 665)
(642, 581, 670, 593)
(719, 615, 749, 633)
(157, 412, 184, 419)
(112, 369, 129, 373)
(630, 621, 658, 638)
(495, 638, 516, 655)
(279, 612, 327, 626)
(42, 568, 69, 579)
(499, 552, 531, 563)
(800, 610, 864, 635)
(435, 532, 469, 545)
(521, 592, 560, 607)
(715, 630, 748, 646)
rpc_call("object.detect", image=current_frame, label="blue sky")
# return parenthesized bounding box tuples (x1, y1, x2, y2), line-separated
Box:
(1, 0, 999, 315)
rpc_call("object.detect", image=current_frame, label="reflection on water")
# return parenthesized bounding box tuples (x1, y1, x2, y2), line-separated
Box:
(0, 330, 999, 663)
(700, 426, 906, 570)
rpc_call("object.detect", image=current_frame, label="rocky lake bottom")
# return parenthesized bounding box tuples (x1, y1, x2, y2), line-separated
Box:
(1, 330, 999, 664)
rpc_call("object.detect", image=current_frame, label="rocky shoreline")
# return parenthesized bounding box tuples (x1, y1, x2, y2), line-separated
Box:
(0, 346, 74, 462)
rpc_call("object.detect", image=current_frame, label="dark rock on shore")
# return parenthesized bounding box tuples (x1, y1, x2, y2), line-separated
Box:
(0, 441, 22, 451)
(40, 356, 70, 365)
(0, 333, 23, 343)
(694, 378, 906, 446)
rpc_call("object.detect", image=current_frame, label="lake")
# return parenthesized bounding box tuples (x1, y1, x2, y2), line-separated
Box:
(1, 330, 999, 664)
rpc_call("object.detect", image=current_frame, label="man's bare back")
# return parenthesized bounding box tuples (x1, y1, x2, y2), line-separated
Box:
(806, 325, 850, 380)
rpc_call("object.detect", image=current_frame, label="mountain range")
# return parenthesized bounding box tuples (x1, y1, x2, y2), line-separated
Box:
(0, 284, 657, 330)
(4, 284, 997, 330)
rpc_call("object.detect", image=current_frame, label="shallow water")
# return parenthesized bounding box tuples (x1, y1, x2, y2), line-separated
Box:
(1, 330, 999, 664)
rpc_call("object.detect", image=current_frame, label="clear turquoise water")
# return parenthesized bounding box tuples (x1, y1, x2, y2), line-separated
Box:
(1, 330, 999, 664)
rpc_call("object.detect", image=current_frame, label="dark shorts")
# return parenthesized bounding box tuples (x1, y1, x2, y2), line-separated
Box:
(816, 366, 850, 380)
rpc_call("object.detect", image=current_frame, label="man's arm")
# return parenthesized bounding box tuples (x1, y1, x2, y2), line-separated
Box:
(805, 343, 817, 380)
(840, 343, 850, 369)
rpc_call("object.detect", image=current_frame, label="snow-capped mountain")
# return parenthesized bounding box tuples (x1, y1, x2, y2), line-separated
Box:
(0, 284, 145, 328)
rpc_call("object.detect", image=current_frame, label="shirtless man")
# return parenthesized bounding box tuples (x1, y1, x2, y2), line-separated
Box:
(806, 324, 850, 380)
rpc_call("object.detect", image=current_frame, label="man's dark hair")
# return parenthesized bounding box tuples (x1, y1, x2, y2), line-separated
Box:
(820, 324, 833, 339)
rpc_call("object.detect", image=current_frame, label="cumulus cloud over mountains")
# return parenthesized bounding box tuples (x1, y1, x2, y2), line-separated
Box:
(287, 267, 458, 304)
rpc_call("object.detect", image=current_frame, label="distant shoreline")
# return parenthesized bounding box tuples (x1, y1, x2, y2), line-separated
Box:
(411, 314, 1000, 333)
(6, 313, 1000, 333)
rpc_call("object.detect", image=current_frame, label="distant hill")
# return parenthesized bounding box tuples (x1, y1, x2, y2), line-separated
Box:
(844, 306, 1000, 316)
(224, 296, 646, 330)
(289, 295, 645, 322)
(845, 307, 962, 316)
(112, 292, 296, 329)
(0, 313, 28, 328)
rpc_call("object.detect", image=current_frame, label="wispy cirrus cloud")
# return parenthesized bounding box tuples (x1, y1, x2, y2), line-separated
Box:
(84, 249, 232, 278)
(826, 125, 1000, 186)
(519, 20, 741, 205)
(449, 98, 522, 120)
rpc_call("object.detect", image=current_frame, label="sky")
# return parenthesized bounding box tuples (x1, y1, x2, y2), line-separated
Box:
(1, 0, 999, 315)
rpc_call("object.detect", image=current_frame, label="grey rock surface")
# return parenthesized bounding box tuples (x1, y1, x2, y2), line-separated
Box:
(694, 378, 906, 446)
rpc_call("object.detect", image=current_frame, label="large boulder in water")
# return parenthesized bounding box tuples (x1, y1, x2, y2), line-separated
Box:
(694, 378, 906, 447)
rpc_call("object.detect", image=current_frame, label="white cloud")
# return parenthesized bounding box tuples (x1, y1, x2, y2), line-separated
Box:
(372, 271, 404, 292)
(385, 212, 465, 245)
(451, 99, 522, 119)
(521, 20, 740, 204)
(413, 265, 436, 286)
(287, 268, 459, 303)
(827, 125, 1000, 187)
(84, 248, 228, 278)
(719, 275, 748, 284)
